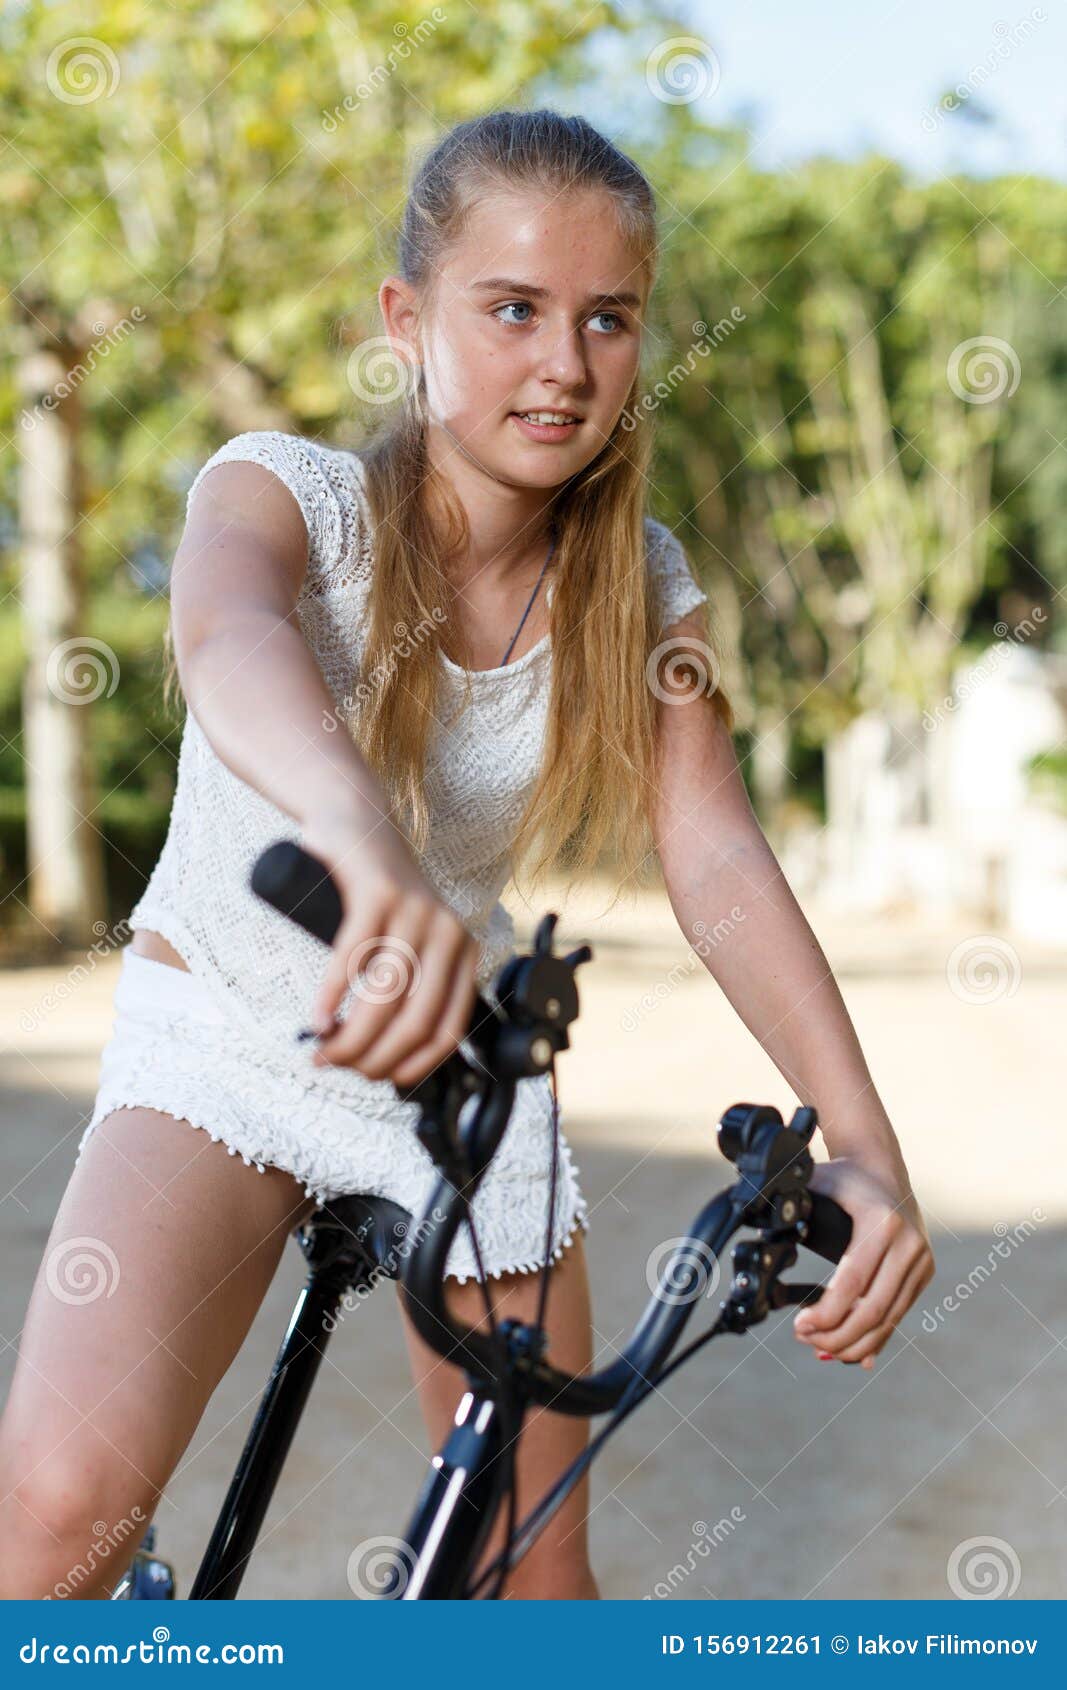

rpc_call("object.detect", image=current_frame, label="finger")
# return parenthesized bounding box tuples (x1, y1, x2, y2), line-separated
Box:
(390, 940, 481, 1088)
(314, 910, 430, 1067)
(311, 908, 382, 1029)
(828, 1250, 934, 1364)
(803, 1236, 928, 1356)
(836, 1246, 934, 1363)
(794, 1211, 895, 1340)
(349, 921, 473, 1081)
(351, 922, 471, 1081)
(814, 1250, 931, 1370)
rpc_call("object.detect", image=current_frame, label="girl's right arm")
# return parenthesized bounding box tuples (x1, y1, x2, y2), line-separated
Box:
(170, 459, 480, 1090)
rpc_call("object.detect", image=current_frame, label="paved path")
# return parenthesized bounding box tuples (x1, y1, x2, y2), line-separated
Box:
(1, 882, 1063, 1599)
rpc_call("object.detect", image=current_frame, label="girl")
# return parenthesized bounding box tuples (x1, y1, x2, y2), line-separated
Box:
(0, 108, 933, 1602)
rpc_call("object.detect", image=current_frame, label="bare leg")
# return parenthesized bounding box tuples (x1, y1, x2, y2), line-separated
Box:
(0, 1106, 316, 1599)
(397, 1230, 600, 1599)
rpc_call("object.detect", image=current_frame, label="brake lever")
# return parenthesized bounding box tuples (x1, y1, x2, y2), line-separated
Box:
(719, 1236, 835, 1327)
(771, 1282, 825, 1310)
(751, 1270, 864, 1364)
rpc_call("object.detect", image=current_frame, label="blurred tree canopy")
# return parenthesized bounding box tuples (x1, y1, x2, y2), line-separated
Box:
(0, 0, 1062, 940)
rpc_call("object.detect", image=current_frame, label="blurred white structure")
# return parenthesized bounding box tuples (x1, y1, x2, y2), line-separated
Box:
(782, 643, 1067, 942)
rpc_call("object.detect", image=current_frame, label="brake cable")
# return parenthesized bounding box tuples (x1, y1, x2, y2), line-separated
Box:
(468, 1177, 826, 1596)
(464, 1056, 563, 1599)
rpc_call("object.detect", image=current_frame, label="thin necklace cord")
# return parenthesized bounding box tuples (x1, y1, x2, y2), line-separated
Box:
(500, 528, 557, 667)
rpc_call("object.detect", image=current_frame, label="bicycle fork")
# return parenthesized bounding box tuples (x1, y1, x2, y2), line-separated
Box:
(387, 1381, 511, 1600)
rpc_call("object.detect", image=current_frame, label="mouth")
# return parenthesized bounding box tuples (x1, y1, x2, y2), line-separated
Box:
(510, 410, 584, 440)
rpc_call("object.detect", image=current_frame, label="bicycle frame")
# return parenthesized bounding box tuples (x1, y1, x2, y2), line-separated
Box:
(111, 1191, 415, 1600)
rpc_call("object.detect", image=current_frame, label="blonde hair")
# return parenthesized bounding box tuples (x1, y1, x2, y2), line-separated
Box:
(167, 107, 733, 893)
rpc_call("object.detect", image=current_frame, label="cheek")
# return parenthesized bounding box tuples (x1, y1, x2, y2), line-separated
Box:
(431, 334, 515, 425)
(607, 339, 641, 394)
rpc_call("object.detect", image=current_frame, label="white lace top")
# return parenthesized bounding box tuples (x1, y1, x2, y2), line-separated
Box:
(129, 430, 708, 1093)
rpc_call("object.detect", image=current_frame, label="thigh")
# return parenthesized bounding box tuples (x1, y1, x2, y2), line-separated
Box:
(396, 1230, 595, 1592)
(1, 1104, 317, 1504)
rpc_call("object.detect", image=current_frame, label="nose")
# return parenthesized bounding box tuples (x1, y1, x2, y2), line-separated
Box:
(536, 320, 587, 391)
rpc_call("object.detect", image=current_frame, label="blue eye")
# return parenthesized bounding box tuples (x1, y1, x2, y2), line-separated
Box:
(492, 302, 625, 334)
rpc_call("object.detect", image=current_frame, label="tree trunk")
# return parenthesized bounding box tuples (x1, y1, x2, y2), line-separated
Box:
(16, 315, 106, 948)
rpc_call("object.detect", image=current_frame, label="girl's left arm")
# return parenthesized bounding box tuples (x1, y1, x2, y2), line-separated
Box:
(650, 611, 935, 1369)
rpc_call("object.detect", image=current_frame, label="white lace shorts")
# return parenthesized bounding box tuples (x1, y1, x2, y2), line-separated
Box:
(78, 948, 589, 1283)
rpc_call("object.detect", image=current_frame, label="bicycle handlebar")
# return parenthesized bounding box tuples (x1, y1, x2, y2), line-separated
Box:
(251, 840, 853, 1416)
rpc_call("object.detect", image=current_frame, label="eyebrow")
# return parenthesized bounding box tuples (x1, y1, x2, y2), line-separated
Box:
(469, 277, 643, 310)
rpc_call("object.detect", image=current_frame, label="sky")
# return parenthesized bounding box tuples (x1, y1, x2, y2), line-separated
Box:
(589, 0, 1065, 179)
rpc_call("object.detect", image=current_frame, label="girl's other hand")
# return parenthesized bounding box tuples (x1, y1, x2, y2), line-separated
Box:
(793, 1157, 935, 1370)
(300, 807, 480, 1089)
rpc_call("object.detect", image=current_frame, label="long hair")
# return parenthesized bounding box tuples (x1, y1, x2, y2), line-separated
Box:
(164, 107, 733, 893)
(348, 107, 732, 893)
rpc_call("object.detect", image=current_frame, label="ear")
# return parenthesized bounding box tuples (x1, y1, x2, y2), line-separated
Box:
(378, 275, 422, 370)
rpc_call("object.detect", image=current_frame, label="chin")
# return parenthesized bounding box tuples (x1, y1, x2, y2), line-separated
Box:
(462, 439, 574, 489)
(497, 458, 581, 491)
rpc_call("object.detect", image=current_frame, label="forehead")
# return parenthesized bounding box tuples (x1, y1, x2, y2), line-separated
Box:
(444, 186, 647, 299)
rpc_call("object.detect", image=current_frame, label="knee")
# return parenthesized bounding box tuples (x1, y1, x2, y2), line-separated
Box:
(0, 1454, 158, 1599)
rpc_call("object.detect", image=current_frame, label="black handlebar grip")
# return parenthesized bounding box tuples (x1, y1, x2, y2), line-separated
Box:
(250, 841, 343, 947)
(804, 1191, 853, 1264)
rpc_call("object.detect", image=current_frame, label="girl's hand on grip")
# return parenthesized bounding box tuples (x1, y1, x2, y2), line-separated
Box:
(792, 1157, 934, 1369)
(301, 810, 480, 1089)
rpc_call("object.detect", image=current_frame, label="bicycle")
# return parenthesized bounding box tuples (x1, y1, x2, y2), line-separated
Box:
(112, 840, 852, 1600)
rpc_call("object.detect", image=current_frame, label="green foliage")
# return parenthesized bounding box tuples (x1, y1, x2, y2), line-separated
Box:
(0, 0, 1063, 921)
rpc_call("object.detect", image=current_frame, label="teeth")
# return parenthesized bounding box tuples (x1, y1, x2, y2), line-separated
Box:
(518, 412, 577, 424)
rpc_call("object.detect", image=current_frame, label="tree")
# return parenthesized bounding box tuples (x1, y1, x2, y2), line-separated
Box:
(0, 0, 623, 943)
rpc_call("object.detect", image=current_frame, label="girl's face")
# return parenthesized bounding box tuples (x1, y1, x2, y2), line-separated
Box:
(394, 188, 648, 489)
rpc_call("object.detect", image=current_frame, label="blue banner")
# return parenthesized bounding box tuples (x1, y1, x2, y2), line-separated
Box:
(1, 1600, 1059, 1683)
